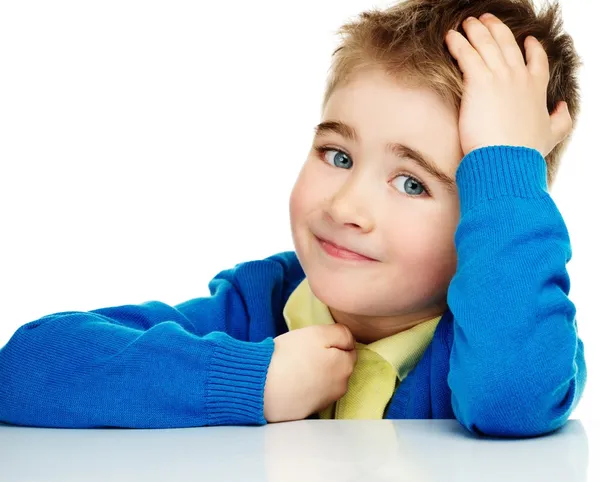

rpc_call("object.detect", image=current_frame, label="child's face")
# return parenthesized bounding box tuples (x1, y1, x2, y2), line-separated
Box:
(289, 67, 463, 328)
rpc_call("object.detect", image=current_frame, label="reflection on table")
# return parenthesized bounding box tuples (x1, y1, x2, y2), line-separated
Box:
(0, 419, 589, 482)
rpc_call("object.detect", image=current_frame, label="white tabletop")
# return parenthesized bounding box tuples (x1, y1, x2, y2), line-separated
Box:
(0, 419, 594, 481)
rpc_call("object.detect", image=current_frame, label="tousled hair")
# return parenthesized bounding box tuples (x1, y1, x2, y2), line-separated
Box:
(323, 0, 581, 187)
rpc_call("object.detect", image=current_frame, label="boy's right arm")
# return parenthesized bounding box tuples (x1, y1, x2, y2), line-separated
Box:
(0, 257, 288, 429)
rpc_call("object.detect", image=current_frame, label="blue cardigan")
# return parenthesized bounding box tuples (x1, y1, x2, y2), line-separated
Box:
(0, 146, 587, 437)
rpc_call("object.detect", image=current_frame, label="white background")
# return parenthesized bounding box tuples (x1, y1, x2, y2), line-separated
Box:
(0, 0, 597, 446)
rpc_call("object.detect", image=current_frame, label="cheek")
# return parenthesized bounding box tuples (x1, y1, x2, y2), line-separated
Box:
(385, 209, 458, 273)
(289, 171, 308, 226)
(289, 161, 326, 223)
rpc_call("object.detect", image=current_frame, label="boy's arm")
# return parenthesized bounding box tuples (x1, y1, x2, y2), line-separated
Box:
(444, 14, 584, 437)
(447, 145, 586, 437)
(0, 254, 298, 428)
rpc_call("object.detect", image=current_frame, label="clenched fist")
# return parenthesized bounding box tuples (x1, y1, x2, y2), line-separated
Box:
(263, 323, 357, 423)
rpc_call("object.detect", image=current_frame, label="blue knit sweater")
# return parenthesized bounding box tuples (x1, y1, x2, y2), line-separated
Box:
(0, 146, 586, 437)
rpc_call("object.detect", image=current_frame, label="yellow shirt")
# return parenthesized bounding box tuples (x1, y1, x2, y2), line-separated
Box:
(282, 279, 441, 419)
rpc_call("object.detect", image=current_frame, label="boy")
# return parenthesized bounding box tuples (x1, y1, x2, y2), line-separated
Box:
(0, 0, 586, 437)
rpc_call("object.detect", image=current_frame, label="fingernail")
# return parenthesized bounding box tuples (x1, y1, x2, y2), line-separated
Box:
(465, 16, 477, 22)
(480, 13, 494, 20)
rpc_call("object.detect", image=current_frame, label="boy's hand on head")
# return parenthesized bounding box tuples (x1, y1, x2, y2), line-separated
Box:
(263, 324, 357, 423)
(445, 13, 573, 159)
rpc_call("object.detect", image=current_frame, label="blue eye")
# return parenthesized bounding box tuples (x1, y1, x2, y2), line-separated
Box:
(315, 146, 430, 197)
(392, 175, 428, 196)
(320, 148, 353, 169)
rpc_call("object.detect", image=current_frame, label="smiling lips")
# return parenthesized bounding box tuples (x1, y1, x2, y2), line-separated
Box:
(316, 236, 378, 262)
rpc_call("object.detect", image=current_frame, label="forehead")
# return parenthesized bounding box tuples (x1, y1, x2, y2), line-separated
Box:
(322, 68, 462, 173)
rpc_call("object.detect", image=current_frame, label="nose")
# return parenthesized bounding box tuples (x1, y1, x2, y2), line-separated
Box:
(325, 176, 375, 232)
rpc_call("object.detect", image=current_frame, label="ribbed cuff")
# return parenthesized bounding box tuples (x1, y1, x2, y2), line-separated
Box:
(205, 333, 274, 426)
(456, 146, 548, 214)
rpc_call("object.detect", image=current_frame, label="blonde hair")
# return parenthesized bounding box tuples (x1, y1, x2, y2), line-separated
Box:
(322, 0, 581, 187)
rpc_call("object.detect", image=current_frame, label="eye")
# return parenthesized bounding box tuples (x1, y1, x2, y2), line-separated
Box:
(392, 174, 429, 197)
(317, 147, 353, 169)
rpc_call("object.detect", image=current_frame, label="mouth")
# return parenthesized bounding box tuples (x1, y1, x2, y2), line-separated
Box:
(315, 236, 378, 262)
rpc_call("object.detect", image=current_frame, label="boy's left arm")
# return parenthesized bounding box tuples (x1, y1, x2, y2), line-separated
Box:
(444, 14, 586, 437)
(447, 145, 586, 437)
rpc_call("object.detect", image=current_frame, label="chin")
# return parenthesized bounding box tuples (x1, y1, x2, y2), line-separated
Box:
(294, 229, 387, 314)
(305, 271, 383, 317)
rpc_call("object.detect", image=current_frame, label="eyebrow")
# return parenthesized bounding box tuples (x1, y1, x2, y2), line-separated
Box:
(314, 120, 457, 194)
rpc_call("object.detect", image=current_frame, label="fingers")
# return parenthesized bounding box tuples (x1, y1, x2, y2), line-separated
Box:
(347, 345, 358, 365)
(446, 14, 531, 75)
(445, 29, 487, 78)
(461, 16, 507, 72)
(479, 13, 526, 69)
(525, 36, 550, 86)
(322, 323, 355, 351)
(336, 344, 357, 383)
(550, 101, 573, 145)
